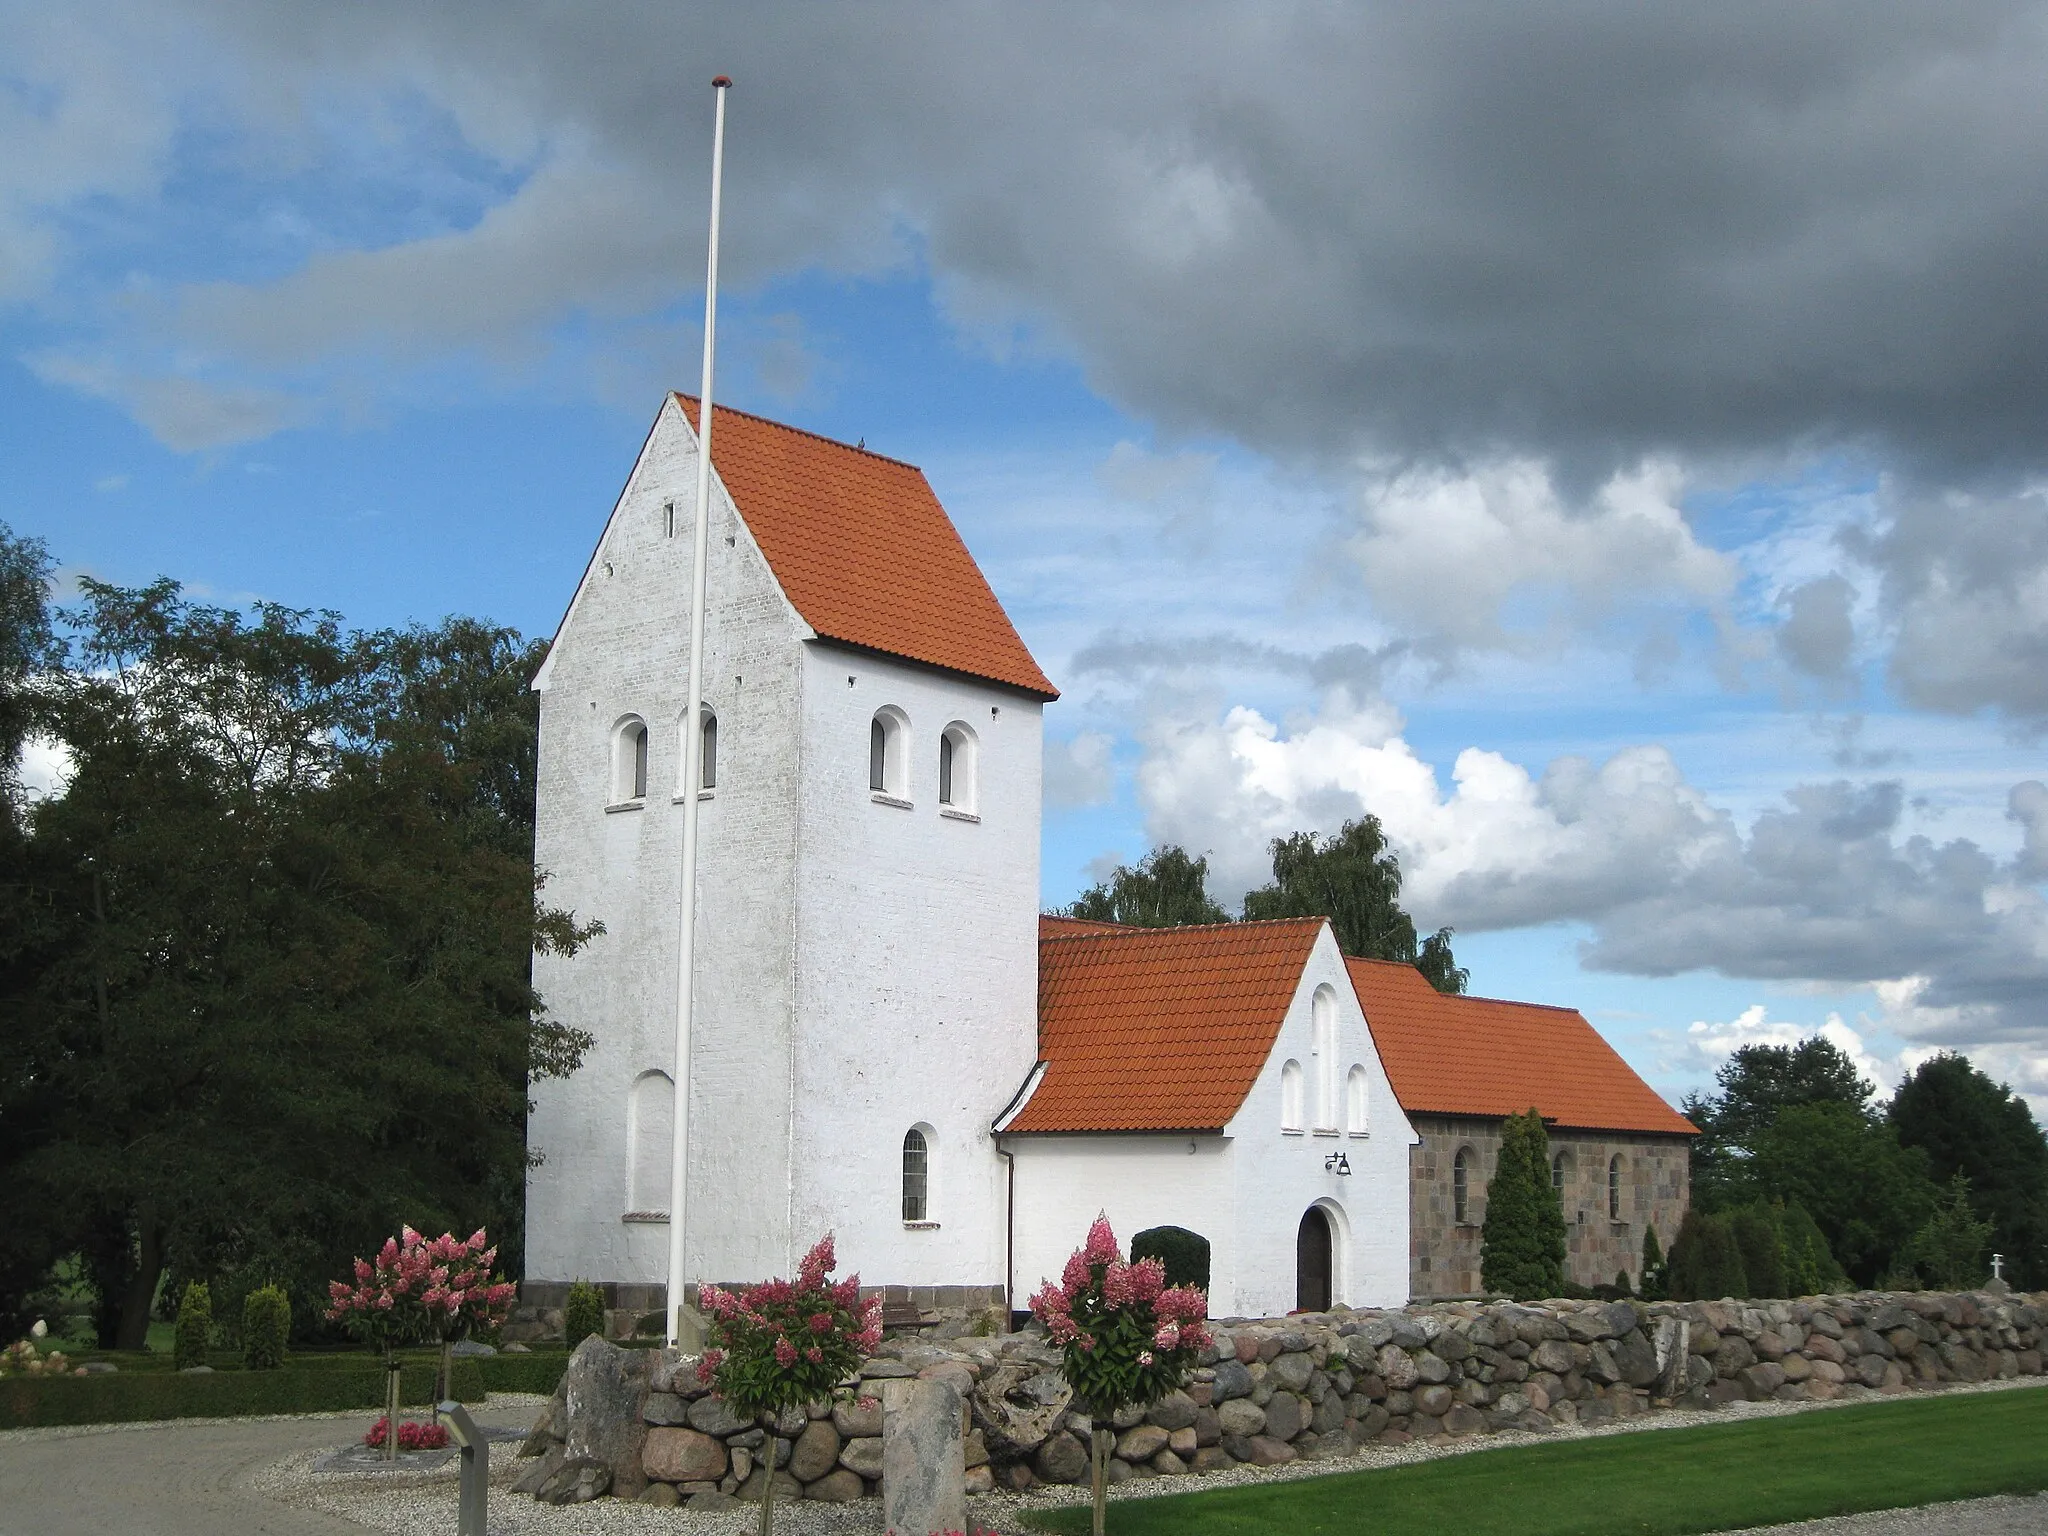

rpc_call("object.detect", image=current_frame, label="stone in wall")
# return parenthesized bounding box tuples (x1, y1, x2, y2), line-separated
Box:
(518, 1288, 2047, 1505)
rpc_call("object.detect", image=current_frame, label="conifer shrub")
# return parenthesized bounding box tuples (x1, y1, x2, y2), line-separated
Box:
(1732, 1207, 1787, 1299)
(563, 1280, 604, 1352)
(1901, 1174, 1996, 1290)
(242, 1285, 290, 1370)
(1779, 1203, 1848, 1295)
(1668, 1210, 1749, 1300)
(173, 1282, 212, 1370)
(1131, 1226, 1212, 1291)
(1479, 1109, 1568, 1299)
(1640, 1225, 1669, 1300)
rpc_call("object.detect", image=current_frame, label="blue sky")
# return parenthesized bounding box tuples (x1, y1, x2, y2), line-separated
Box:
(8, 2, 2048, 1115)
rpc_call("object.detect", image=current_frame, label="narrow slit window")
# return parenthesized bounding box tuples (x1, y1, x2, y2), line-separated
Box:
(699, 707, 718, 790)
(1453, 1147, 1473, 1224)
(1608, 1155, 1623, 1220)
(901, 1128, 929, 1222)
(613, 718, 649, 803)
(869, 710, 908, 798)
(937, 722, 977, 811)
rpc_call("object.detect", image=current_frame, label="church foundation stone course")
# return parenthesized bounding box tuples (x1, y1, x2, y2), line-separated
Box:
(518, 1288, 2048, 1507)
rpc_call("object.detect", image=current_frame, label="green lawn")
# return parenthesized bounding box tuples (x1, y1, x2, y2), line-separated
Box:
(1022, 1387, 2048, 1536)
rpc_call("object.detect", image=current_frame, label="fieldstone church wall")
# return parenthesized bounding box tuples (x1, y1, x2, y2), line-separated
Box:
(1409, 1116, 1690, 1297)
(515, 1286, 2042, 1507)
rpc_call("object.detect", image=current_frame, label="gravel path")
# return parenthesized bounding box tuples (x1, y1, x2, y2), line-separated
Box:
(1721, 1492, 2048, 1535)
(0, 1396, 542, 1536)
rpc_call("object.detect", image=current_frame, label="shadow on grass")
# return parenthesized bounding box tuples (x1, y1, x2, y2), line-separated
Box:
(1022, 1386, 2048, 1536)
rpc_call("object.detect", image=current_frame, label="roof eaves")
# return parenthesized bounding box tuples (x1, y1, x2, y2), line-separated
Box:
(807, 634, 1059, 702)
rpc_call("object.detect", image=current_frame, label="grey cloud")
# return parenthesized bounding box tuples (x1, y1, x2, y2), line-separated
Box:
(23, 351, 307, 451)
(1044, 731, 1116, 809)
(2012, 781, 2048, 879)
(1777, 574, 1857, 684)
(1857, 486, 2048, 725)
(1579, 780, 2031, 999)
(18, 0, 2048, 482)
(1071, 631, 1402, 699)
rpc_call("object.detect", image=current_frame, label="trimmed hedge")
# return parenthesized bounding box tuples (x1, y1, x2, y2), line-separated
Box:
(0, 1358, 485, 1430)
(474, 1352, 569, 1395)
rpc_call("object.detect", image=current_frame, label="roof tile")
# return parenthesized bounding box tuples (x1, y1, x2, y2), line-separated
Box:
(1011, 920, 1328, 1133)
(1345, 957, 1696, 1137)
(677, 396, 1056, 698)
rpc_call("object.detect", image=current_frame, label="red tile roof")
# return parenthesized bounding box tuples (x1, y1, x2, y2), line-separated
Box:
(677, 396, 1057, 699)
(1038, 914, 1129, 939)
(1008, 920, 1328, 1133)
(1344, 957, 1696, 1137)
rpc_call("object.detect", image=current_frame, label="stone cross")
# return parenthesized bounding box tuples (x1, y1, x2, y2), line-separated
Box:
(1993, 1253, 2005, 1282)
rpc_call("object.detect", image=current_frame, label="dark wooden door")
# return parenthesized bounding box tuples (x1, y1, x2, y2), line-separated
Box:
(1295, 1206, 1332, 1312)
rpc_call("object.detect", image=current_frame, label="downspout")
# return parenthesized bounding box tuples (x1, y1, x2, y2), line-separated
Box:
(990, 1060, 1047, 1329)
(995, 1133, 1015, 1324)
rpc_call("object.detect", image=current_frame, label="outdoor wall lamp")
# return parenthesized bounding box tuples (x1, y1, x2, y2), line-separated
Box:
(1325, 1152, 1351, 1176)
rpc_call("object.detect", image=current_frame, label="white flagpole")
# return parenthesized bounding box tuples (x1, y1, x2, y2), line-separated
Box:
(667, 73, 730, 1348)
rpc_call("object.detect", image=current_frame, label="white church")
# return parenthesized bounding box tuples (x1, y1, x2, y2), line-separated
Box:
(524, 394, 1691, 1324)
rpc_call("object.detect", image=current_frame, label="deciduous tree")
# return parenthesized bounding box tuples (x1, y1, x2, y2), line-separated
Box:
(1242, 817, 1467, 993)
(0, 577, 599, 1345)
(1065, 845, 1229, 927)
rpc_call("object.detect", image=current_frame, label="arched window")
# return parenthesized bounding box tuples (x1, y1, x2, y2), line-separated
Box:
(1453, 1147, 1474, 1224)
(1608, 1154, 1624, 1220)
(628, 1071, 673, 1215)
(613, 717, 649, 803)
(870, 708, 908, 799)
(1346, 1065, 1369, 1135)
(939, 722, 979, 813)
(901, 1126, 930, 1222)
(696, 706, 718, 791)
(1312, 985, 1338, 1130)
(1280, 1060, 1304, 1132)
(1551, 1150, 1571, 1200)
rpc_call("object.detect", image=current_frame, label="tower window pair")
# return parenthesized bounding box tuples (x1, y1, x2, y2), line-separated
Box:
(868, 709, 978, 812)
(611, 708, 719, 804)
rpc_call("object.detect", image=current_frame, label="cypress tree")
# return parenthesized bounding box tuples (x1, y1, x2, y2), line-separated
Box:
(1668, 1210, 1749, 1300)
(1479, 1109, 1567, 1299)
(1732, 1207, 1787, 1299)
(1640, 1225, 1668, 1300)
(1784, 1203, 1846, 1294)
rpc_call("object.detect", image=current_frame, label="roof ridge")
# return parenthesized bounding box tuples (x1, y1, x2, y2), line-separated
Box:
(672, 392, 922, 472)
(1041, 916, 1327, 942)
(1452, 992, 1584, 1015)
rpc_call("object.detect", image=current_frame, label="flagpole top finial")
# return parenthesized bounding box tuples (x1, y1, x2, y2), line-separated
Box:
(712, 75, 733, 89)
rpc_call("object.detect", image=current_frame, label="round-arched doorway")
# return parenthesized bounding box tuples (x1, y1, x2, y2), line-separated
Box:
(1295, 1206, 1333, 1313)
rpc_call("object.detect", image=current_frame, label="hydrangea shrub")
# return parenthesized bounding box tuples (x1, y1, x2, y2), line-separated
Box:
(1029, 1216, 1210, 1536)
(697, 1234, 882, 1536)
